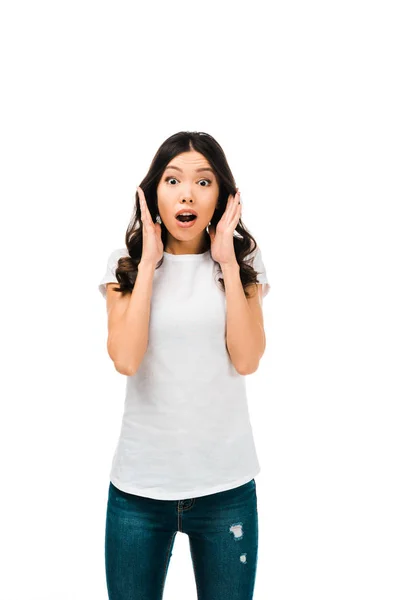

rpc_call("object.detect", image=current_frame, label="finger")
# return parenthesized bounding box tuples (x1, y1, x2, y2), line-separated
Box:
(223, 193, 236, 223)
(142, 192, 156, 225)
(226, 191, 240, 225)
(227, 192, 241, 230)
(236, 196, 243, 223)
(237, 191, 242, 211)
(137, 187, 150, 225)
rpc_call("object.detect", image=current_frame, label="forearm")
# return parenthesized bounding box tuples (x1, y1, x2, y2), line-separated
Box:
(222, 263, 264, 374)
(109, 260, 155, 375)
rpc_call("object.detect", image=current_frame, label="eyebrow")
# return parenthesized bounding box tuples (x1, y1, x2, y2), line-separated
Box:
(164, 165, 214, 174)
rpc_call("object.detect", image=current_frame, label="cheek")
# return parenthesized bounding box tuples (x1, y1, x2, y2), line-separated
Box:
(158, 201, 175, 221)
(208, 188, 219, 206)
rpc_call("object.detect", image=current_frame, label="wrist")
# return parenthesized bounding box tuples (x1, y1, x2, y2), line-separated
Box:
(138, 259, 157, 272)
(220, 260, 240, 272)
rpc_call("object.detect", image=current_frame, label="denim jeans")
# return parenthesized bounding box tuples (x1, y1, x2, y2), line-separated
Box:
(105, 478, 259, 600)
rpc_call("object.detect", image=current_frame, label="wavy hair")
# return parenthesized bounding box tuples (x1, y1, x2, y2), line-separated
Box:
(112, 131, 263, 298)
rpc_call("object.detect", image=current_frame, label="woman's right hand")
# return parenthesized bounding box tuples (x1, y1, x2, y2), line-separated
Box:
(137, 186, 164, 266)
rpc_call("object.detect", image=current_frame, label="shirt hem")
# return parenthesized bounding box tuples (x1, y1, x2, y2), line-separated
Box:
(109, 467, 261, 500)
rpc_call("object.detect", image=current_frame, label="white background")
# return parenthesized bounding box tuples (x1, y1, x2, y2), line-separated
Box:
(1, 1, 399, 598)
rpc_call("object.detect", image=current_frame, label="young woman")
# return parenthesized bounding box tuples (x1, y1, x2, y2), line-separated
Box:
(98, 131, 270, 600)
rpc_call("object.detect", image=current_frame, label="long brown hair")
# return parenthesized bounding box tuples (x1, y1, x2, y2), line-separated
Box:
(112, 131, 263, 299)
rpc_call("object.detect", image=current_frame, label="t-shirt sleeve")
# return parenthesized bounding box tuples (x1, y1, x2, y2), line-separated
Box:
(245, 246, 271, 298)
(98, 247, 129, 299)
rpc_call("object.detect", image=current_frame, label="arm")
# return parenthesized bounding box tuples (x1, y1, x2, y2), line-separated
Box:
(106, 260, 156, 376)
(222, 263, 266, 375)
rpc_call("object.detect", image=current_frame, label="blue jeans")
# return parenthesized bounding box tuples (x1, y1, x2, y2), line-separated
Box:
(105, 478, 259, 599)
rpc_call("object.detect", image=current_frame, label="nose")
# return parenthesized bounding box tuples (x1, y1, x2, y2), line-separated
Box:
(178, 183, 196, 202)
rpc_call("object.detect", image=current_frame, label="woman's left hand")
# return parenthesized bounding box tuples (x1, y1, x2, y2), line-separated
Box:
(208, 190, 242, 266)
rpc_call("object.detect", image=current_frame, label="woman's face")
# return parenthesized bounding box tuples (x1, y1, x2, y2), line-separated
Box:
(156, 150, 220, 252)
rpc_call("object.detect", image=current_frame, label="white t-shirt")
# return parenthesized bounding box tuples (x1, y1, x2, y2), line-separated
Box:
(98, 246, 270, 500)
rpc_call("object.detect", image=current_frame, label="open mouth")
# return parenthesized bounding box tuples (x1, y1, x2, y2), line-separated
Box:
(176, 214, 197, 222)
(175, 211, 198, 228)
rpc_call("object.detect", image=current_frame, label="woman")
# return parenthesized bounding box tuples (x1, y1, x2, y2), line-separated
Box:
(98, 131, 270, 600)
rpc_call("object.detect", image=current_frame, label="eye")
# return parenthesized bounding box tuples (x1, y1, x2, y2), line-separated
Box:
(164, 176, 212, 186)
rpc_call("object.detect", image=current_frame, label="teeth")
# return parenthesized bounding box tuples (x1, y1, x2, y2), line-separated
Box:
(177, 212, 194, 216)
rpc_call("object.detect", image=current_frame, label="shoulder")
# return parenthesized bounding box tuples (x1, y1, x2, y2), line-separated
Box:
(244, 245, 270, 297)
(243, 244, 262, 263)
(108, 247, 130, 263)
(99, 247, 131, 299)
(103, 247, 131, 272)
